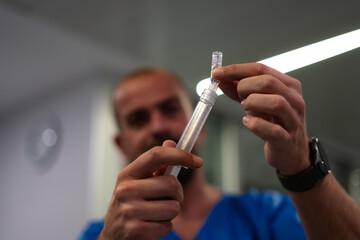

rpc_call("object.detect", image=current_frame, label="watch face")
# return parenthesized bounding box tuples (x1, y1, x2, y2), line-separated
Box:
(317, 139, 331, 173)
(310, 137, 330, 174)
(309, 137, 320, 164)
(26, 114, 62, 172)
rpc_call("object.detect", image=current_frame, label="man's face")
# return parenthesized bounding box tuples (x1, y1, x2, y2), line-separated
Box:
(114, 72, 193, 162)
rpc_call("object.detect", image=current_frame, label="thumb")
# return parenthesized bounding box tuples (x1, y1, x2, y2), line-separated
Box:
(153, 140, 177, 176)
(162, 139, 177, 148)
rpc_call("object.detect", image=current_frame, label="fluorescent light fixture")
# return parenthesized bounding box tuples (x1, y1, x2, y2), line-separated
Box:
(197, 28, 360, 96)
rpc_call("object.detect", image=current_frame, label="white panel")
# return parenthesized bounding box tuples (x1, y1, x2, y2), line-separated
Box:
(220, 120, 241, 193)
(87, 79, 124, 220)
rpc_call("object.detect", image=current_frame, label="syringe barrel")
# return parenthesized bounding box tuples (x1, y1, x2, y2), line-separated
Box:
(164, 89, 217, 176)
(176, 89, 217, 151)
(165, 51, 222, 177)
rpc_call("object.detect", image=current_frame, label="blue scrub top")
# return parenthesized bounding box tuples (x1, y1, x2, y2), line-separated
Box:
(79, 189, 306, 240)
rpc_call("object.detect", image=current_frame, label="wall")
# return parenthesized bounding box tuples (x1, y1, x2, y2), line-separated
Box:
(0, 79, 92, 239)
(0, 74, 123, 240)
(0, 4, 128, 240)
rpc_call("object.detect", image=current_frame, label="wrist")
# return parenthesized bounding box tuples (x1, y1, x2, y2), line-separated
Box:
(277, 143, 311, 176)
(277, 157, 311, 176)
(277, 137, 331, 192)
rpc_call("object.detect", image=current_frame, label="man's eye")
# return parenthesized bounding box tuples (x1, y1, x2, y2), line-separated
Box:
(127, 112, 148, 128)
(163, 104, 180, 116)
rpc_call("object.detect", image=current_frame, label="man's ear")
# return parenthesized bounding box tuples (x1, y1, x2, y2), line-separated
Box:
(114, 133, 131, 163)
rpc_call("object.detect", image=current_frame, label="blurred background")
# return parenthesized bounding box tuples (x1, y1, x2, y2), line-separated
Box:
(1, 1, 360, 239)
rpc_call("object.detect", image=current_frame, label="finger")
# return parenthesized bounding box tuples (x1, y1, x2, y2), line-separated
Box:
(242, 94, 300, 131)
(136, 200, 180, 221)
(124, 220, 173, 240)
(115, 176, 183, 203)
(219, 74, 290, 103)
(139, 221, 173, 240)
(218, 80, 241, 102)
(121, 147, 203, 180)
(212, 63, 300, 90)
(237, 74, 287, 99)
(162, 139, 176, 148)
(153, 140, 177, 176)
(219, 75, 305, 116)
(242, 115, 290, 143)
(237, 75, 304, 112)
(245, 110, 273, 123)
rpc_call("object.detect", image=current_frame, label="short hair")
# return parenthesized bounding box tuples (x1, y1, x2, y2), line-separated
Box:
(119, 67, 188, 91)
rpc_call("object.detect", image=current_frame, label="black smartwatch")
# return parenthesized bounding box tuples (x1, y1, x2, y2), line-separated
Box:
(277, 137, 331, 192)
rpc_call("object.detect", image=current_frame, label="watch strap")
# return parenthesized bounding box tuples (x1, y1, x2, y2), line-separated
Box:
(276, 137, 330, 192)
(277, 165, 327, 192)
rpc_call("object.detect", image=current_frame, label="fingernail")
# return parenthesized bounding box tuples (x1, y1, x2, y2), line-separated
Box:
(242, 116, 250, 125)
(192, 155, 203, 167)
(212, 68, 223, 79)
(240, 99, 246, 109)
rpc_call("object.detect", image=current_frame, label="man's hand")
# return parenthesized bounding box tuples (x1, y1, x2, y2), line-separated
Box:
(213, 63, 310, 175)
(99, 140, 203, 240)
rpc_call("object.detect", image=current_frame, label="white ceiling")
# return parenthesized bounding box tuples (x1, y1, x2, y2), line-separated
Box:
(1, 0, 360, 163)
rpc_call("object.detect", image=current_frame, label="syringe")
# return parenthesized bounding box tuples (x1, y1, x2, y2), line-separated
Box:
(165, 51, 223, 177)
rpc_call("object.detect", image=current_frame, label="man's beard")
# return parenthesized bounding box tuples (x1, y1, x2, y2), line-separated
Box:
(142, 135, 196, 186)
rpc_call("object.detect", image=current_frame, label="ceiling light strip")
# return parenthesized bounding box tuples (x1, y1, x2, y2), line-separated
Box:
(197, 28, 360, 96)
(259, 28, 360, 73)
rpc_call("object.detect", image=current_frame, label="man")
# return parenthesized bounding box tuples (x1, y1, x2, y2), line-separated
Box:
(80, 63, 360, 240)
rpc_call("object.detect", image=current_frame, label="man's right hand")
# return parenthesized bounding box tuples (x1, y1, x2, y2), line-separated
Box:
(99, 140, 203, 240)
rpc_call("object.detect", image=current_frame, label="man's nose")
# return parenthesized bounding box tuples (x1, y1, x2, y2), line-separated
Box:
(149, 111, 171, 135)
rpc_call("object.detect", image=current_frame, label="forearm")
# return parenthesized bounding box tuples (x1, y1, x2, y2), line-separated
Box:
(289, 174, 360, 240)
